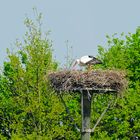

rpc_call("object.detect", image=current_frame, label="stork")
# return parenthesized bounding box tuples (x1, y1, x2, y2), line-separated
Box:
(72, 55, 102, 70)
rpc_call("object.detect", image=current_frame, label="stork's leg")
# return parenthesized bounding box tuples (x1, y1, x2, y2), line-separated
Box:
(87, 65, 90, 71)
(87, 65, 93, 71)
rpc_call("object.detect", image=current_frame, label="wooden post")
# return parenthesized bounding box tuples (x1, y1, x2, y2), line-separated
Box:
(81, 90, 92, 140)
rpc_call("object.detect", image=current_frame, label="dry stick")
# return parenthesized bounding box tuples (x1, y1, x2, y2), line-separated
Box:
(87, 89, 91, 101)
(91, 98, 115, 133)
(59, 93, 80, 132)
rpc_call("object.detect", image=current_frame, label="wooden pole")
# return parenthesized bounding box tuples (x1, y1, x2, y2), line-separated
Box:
(81, 90, 92, 140)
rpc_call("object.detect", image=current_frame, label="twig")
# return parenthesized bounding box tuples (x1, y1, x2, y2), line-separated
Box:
(87, 89, 91, 101)
(91, 99, 114, 133)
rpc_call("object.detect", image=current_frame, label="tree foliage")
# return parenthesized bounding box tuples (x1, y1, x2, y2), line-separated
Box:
(0, 12, 80, 139)
(98, 28, 140, 87)
(93, 28, 140, 139)
(0, 10, 140, 139)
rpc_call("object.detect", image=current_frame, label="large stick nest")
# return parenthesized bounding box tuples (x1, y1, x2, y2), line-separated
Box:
(48, 70, 127, 93)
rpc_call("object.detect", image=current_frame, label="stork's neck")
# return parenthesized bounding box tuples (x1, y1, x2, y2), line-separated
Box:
(76, 59, 80, 64)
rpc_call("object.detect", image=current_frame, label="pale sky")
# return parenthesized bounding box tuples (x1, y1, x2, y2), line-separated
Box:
(0, 0, 140, 67)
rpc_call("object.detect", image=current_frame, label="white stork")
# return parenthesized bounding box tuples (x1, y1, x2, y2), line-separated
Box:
(72, 55, 102, 70)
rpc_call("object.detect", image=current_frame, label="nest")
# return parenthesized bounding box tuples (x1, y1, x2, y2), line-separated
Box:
(48, 70, 127, 93)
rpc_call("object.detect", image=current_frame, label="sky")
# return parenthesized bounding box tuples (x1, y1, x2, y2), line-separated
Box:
(0, 0, 140, 67)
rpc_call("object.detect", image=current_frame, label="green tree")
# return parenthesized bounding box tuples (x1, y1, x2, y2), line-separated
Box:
(98, 28, 140, 87)
(92, 28, 140, 139)
(0, 11, 82, 139)
(0, 11, 81, 139)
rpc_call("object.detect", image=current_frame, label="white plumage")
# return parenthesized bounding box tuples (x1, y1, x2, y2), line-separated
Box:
(77, 56, 93, 65)
(72, 55, 102, 70)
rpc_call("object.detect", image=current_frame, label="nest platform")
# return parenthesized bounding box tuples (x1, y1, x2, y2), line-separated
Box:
(48, 70, 127, 93)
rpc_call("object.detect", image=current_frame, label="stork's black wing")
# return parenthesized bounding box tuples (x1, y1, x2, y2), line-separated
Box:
(88, 55, 96, 59)
(88, 56, 102, 64)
